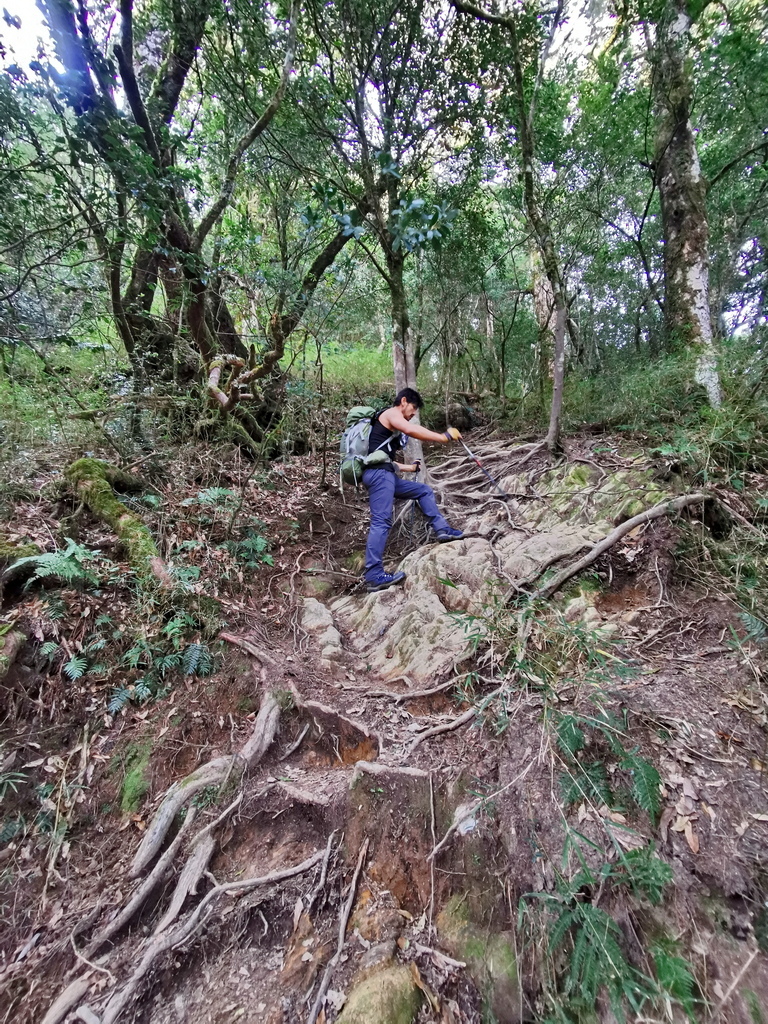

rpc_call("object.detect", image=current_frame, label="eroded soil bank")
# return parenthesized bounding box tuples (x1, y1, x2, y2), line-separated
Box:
(2, 432, 768, 1024)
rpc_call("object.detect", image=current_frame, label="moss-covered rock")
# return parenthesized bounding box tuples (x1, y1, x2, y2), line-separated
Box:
(438, 894, 522, 1024)
(0, 536, 40, 562)
(335, 965, 421, 1024)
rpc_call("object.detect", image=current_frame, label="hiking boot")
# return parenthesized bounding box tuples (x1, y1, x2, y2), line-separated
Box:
(365, 571, 406, 593)
(435, 527, 464, 543)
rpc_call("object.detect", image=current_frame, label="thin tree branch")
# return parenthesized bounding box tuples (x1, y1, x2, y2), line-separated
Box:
(194, 0, 298, 249)
(708, 136, 768, 192)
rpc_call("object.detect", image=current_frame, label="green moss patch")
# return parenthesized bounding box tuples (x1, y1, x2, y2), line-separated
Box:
(335, 965, 421, 1024)
(119, 741, 153, 814)
(438, 894, 521, 1023)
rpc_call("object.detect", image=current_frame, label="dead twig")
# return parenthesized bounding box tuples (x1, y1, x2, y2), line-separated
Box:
(306, 830, 338, 913)
(427, 761, 535, 862)
(708, 949, 758, 1020)
(279, 722, 310, 760)
(367, 674, 464, 702)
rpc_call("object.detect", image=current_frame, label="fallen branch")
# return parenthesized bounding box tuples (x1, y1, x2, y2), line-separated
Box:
(220, 631, 279, 667)
(406, 689, 501, 756)
(533, 493, 708, 600)
(306, 837, 369, 1024)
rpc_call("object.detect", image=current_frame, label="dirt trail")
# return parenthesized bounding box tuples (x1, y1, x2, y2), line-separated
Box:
(2, 434, 768, 1024)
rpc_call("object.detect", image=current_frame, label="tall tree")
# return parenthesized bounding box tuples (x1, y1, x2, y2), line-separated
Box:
(295, 0, 464, 394)
(26, 0, 356, 444)
(650, 0, 722, 406)
(453, 0, 570, 452)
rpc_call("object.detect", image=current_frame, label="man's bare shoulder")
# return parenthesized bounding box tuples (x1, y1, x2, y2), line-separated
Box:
(379, 407, 405, 430)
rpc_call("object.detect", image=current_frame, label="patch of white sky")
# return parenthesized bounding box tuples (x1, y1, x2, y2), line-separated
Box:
(0, 1, 53, 67)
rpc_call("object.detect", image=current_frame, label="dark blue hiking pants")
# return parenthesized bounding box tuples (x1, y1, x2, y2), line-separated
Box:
(362, 467, 451, 582)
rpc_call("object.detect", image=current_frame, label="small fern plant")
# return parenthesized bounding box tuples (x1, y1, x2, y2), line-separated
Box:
(10, 539, 101, 590)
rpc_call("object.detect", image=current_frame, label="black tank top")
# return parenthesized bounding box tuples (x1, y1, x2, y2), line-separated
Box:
(368, 413, 402, 459)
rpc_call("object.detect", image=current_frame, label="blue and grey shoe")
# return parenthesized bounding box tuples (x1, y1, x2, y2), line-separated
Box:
(435, 527, 464, 543)
(365, 571, 406, 592)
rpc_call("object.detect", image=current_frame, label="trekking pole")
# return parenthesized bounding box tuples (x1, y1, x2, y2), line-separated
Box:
(458, 438, 511, 500)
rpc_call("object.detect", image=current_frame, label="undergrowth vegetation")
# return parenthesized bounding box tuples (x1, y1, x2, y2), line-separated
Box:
(462, 599, 705, 1021)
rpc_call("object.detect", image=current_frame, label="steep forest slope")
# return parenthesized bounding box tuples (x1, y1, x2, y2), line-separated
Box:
(2, 431, 768, 1024)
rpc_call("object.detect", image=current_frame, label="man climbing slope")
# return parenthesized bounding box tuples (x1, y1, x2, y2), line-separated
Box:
(363, 388, 464, 592)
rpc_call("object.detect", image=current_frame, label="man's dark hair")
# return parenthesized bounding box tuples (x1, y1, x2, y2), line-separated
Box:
(394, 387, 424, 409)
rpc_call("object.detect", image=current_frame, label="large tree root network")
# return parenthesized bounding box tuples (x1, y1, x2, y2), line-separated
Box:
(44, 690, 287, 1024)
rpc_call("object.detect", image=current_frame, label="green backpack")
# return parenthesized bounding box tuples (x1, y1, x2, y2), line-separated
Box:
(339, 406, 403, 486)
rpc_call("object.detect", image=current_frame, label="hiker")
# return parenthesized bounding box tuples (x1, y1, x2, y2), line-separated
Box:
(363, 387, 465, 592)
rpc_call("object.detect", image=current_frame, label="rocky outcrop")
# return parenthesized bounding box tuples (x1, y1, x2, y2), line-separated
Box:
(306, 456, 674, 683)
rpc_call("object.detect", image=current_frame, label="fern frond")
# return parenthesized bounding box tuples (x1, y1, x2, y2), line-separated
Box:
(63, 656, 88, 681)
(182, 642, 202, 675)
(614, 844, 672, 904)
(39, 641, 60, 660)
(547, 906, 577, 952)
(624, 753, 661, 821)
(155, 652, 182, 673)
(134, 680, 153, 704)
(108, 687, 131, 714)
(560, 761, 612, 807)
(122, 643, 148, 669)
(738, 611, 767, 644)
(651, 940, 698, 1020)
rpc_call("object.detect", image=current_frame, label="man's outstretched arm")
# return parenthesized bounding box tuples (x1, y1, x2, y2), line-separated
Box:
(383, 409, 462, 443)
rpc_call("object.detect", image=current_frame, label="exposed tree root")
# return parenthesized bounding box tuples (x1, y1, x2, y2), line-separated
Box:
(43, 695, 289, 1024)
(153, 833, 216, 934)
(129, 757, 234, 878)
(130, 691, 280, 876)
(306, 837, 369, 1024)
(406, 688, 502, 756)
(99, 850, 326, 1024)
(64, 458, 171, 586)
(41, 976, 93, 1024)
(533, 492, 708, 599)
(84, 808, 199, 957)
(0, 627, 27, 679)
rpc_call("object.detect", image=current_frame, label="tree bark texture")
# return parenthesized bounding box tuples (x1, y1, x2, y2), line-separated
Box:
(653, 0, 722, 407)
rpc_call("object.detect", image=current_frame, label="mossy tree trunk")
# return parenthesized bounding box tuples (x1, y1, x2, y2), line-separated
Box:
(64, 458, 170, 586)
(652, 0, 722, 407)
